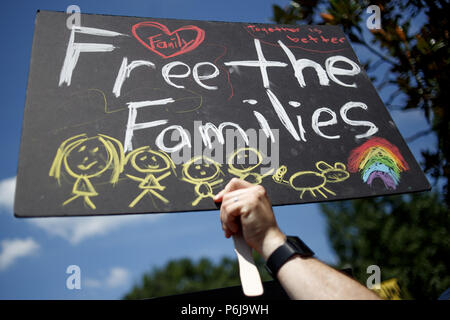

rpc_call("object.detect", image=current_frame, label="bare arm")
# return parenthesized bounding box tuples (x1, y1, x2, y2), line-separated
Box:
(214, 178, 380, 300)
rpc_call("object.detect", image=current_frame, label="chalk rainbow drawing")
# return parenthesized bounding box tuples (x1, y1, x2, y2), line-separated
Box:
(347, 137, 409, 190)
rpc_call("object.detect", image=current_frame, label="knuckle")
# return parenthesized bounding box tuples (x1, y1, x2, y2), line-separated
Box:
(254, 185, 266, 197)
(230, 177, 239, 185)
(222, 211, 230, 222)
(222, 193, 231, 204)
(220, 207, 228, 219)
(220, 207, 227, 218)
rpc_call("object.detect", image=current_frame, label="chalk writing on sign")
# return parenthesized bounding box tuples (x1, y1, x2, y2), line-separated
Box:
(14, 12, 429, 217)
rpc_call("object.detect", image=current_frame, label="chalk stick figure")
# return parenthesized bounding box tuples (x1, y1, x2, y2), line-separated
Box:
(49, 133, 124, 209)
(125, 146, 176, 208)
(272, 161, 349, 199)
(181, 156, 224, 206)
(227, 147, 274, 184)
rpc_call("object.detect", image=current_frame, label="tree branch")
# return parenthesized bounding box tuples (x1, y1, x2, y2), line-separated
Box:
(406, 129, 433, 143)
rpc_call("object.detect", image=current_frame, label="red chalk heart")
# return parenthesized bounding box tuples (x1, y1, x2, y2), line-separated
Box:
(132, 21, 205, 59)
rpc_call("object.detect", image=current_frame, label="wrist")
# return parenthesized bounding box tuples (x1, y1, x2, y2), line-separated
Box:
(265, 236, 315, 279)
(259, 228, 286, 261)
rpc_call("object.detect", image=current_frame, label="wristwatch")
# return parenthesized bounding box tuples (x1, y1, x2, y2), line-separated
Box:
(265, 236, 315, 278)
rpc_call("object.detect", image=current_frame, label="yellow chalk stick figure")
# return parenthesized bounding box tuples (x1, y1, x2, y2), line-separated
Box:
(272, 161, 349, 199)
(227, 147, 274, 184)
(181, 156, 224, 206)
(49, 134, 124, 209)
(125, 146, 176, 208)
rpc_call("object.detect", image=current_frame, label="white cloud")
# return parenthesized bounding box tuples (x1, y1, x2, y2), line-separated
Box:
(84, 266, 130, 289)
(0, 176, 16, 212)
(30, 214, 160, 245)
(105, 267, 130, 288)
(0, 177, 159, 245)
(0, 177, 162, 246)
(0, 237, 40, 271)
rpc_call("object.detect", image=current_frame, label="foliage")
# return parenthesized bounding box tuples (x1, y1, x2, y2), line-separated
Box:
(123, 254, 271, 299)
(321, 192, 449, 299)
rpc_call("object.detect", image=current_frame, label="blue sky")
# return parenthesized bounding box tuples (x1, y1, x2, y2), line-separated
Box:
(0, 0, 435, 299)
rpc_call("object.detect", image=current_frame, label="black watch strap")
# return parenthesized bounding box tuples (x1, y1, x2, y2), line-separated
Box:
(265, 236, 314, 278)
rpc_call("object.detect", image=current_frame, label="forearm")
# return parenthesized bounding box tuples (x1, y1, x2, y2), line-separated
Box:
(259, 229, 380, 300)
(275, 256, 380, 300)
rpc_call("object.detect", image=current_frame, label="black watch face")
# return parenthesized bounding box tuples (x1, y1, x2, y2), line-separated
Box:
(287, 236, 314, 256)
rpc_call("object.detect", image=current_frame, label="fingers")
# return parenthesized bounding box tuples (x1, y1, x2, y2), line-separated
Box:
(214, 178, 254, 202)
(220, 193, 245, 237)
(220, 185, 264, 237)
(216, 178, 268, 239)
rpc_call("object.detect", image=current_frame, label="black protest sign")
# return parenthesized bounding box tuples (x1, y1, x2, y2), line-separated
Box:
(15, 10, 430, 217)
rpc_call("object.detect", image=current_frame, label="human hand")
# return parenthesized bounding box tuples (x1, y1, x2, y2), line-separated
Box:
(214, 178, 286, 260)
